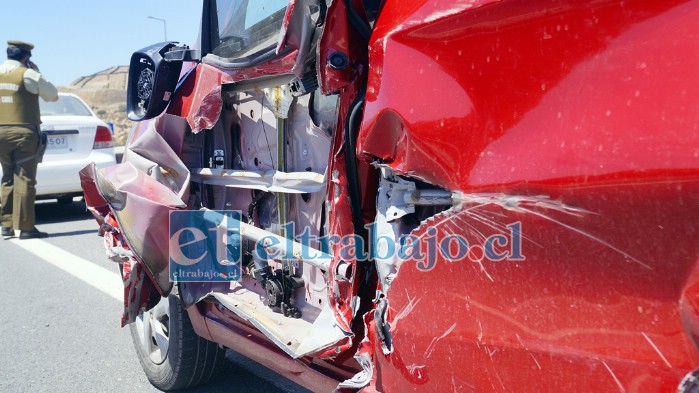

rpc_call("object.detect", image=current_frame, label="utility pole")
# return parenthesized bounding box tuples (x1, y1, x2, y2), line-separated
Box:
(147, 16, 167, 41)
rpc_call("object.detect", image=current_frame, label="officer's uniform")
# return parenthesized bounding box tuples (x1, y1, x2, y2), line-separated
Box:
(0, 40, 57, 234)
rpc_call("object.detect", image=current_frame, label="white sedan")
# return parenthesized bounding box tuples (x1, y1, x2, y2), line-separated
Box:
(1, 92, 117, 204)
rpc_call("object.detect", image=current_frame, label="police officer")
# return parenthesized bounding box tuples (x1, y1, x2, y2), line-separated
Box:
(0, 40, 57, 239)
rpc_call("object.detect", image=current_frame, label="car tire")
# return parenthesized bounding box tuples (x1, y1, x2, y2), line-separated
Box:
(130, 294, 226, 391)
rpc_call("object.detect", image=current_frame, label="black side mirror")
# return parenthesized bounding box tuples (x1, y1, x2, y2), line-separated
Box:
(126, 42, 198, 121)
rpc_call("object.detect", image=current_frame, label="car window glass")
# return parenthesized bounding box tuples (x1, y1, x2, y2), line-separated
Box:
(40, 96, 92, 116)
(212, 0, 288, 59)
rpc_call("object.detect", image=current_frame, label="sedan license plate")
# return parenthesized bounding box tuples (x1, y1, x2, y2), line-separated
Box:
(47, 135, 69, 150)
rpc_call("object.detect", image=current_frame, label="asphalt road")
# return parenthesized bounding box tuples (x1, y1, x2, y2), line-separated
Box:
(0, 199, 312, 393)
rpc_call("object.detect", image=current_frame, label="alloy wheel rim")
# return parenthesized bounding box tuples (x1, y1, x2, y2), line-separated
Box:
(134, 296, 170, 364)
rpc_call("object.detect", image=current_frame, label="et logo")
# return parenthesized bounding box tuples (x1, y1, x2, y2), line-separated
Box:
(168, 210, 242, 282)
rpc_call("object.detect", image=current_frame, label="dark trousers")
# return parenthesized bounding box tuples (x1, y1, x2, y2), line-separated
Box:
(0, 125, 39, 231)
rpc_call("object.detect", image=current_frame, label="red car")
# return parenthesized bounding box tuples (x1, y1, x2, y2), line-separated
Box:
(80, 0, 699, 391)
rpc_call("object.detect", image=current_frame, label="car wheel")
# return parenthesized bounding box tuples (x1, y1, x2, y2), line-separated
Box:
(130, 294, 226, 390)
(56, 196, 74, 205)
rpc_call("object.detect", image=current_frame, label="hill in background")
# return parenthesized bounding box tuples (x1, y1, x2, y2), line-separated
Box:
(59, 66, 130, 145)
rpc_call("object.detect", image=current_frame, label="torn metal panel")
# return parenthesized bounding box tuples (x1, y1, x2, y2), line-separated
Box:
(338, 341, 374, 390)
(82, 163, 158, 325)
(125, 119, 191, 201)
(212, 292, 349, 359)
(338, 305, 380, 391)
(166, 63, 234, 134)
(102, 225, 158, 327)
(94, 119, 190, 295)
(79, 162, 111, 223)
(94, 163, 184, 294)
(373, 292, 392, 356)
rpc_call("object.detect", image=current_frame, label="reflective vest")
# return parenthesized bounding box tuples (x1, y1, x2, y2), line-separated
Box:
(0, 66, 40, 125)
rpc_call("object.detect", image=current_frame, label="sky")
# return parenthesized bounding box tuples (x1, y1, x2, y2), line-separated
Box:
(1, 0, 203, 86)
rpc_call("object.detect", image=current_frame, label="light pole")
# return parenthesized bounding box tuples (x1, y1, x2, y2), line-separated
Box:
(147, 16, 167, 41)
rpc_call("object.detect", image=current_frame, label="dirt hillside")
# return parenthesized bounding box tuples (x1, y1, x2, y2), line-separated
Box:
(59, 66, 131, 145)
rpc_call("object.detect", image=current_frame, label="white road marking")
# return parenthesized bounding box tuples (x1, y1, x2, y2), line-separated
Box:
(9, 238, 123, 301)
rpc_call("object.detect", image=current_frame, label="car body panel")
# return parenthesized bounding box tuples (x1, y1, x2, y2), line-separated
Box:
(187, 301, 351, 393)
(36, 147, 115, 195)
(0, 92, 116, 199)
(368, 182, 699, 391)
(357, 0, 699, 391)
(94, 114, 190, 296)
(359, 0, 699, 191)
(79, 162, 161, 326)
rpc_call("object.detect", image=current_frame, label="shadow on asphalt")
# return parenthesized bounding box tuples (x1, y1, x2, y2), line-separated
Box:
(165, 351, 313, 393)
(35, 199, 92, 225)
(46, 229, 97, 238)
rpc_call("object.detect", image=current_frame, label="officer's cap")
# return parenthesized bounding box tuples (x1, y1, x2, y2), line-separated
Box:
(7, 40, 34, 53)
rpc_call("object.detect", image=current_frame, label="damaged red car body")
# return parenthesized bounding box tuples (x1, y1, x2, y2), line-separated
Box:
(80, 0, 699, 391)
